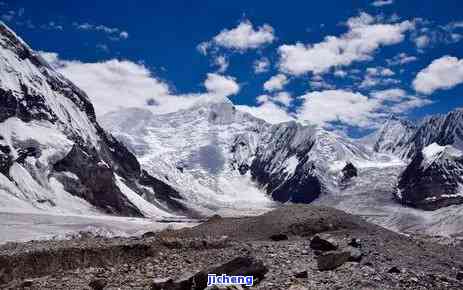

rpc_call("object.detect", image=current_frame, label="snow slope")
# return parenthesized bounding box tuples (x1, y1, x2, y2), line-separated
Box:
(0, 22, 185, 219)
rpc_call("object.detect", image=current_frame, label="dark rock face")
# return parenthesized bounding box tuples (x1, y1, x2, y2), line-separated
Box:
(373, 109, 463, 160)
(397, 148, 463, 210)
(249, 122, 322, 203)
(340, 162, 357, 183)
(0, 23, 184, 217)
(53, 145, 142, 216)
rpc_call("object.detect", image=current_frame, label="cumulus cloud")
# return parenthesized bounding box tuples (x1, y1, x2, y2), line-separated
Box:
(198, 20, 275, 54)
(237, 101, 294, 124)
(253, 57, 270, 73)
(296, 89, 431, 128)
(297, 90, 381, 128)
(413, 56, 463, 94)
(203, 73, 240, 97)
(40, 52, 240, 116)
(371, 0, 394, 7)
(263, 74, 288, 92)
(273, 91, 293, 107)
(278, 12, 413, 75)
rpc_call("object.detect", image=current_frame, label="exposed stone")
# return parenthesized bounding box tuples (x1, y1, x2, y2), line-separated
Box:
(150, 256, 267, 290)
(269, 234, 288, 241)
(310, 235, 338, 252)
(457, 271, 463, 281)
(294, 270, 308, 278)
(345, 246, 362, 262)
(89, 278, 107, 290)
(387, 266, 401, 274)
(348, 238, 361, 248)
(142, 231, 157, 238)
(341, 162, 358, 183)
(20, 279, 33, 287)
(316, 250, 350, 271)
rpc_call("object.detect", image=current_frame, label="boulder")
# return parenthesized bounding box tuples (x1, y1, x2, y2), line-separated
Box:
(345, 246, 363, 262)
(387, 266, 401, 274)
(151, 256, 267, 290)
(294, 270, 308, 278)
(89, 278, 107, 290)
(269, 234, 288, 241)
(310, 235, 338, 252)
(316, 250, 350, 271)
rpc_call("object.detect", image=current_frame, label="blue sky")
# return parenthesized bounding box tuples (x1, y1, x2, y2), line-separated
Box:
(2, 0, 463, 136)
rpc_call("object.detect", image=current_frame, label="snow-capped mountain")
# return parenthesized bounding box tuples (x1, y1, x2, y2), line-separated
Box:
(365, 115, 417, 159)
(371, 109, 463, 160)
(397, 143, 463, 210)
(0, 22, 187, 218)
(101, 95, 402, 216)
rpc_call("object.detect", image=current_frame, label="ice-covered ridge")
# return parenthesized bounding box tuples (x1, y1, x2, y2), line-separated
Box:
(422, 143, 463, 169)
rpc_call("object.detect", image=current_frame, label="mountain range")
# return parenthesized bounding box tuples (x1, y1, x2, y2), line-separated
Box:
(2, 22, 463, 237)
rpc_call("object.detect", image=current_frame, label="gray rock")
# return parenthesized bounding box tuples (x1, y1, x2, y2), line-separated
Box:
(316, 250, 350, 271)
(345, 246, 363, 262)
(310, 235, 338, 252)
(89, 278, 107, 290)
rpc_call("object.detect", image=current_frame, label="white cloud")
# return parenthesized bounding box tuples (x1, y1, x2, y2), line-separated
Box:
(389, 96, 433, 113)
(309, 75, 334, 89)
(40, 52, 239, 116)
(253, 57, 270, 73)
(237, 101, 294, 124)
(366, 67, 395, 76)
(386, 53, 417, 65)
(263, 74, 288, 92)
(278, 12, 413, 75)
(273, 91, 293, 107)
(297, 90, 381, 128)
(203, 73, 240, 97)
(255, 91, 293, 108)
(119, 31, 129, 39)
(414, 35, 430, 49)
(199, 20, 275, 53)
(413, 55, 463, 94)
(296, 89, 431, 128)
(213, 55, 229, 73)
(370, 88, 406, 102)
(359, 66, 399, 88)
(371, 0, 394, 7)
(256, 94, 270, 104)
(334, 69, 347, 78)
(73, 22, 129, 40)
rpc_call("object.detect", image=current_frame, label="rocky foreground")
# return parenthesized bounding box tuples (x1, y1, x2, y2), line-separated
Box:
(1, 205, 463, 290)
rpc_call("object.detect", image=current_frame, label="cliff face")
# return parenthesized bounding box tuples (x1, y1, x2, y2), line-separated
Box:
(0, 22, 187, 218)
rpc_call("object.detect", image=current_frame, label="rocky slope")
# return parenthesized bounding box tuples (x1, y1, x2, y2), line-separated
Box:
(0, 22, 188, 218)
(371, 109, 463, 160)
(397, 143, 463, 210)
(1, 204, 463, 289)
